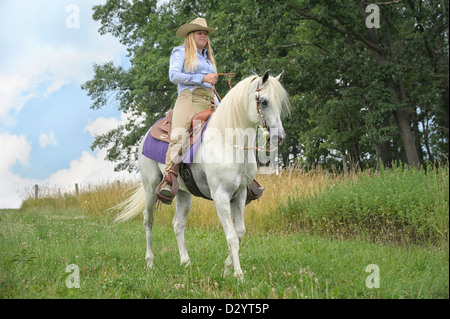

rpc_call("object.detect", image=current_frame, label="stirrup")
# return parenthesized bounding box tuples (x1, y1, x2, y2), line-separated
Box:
(246, 179, 264, 205)
(156, 178, 174, 204)
(159, 181, 173, 198)
(155, 164, 180, 204)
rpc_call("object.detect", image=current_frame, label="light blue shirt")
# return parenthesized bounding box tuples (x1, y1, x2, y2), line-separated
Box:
(169, 44, 220, 106)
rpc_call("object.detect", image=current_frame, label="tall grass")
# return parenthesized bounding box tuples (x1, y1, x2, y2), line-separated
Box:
(77, 180, 138, 217)
(20, 180, 136, 216)
(147, 167, 340, 231)
(11, 165, 449, 298)
(278, 164, 449, 245)
(20, 185, 79, 212)
(19, 164, 449, 246)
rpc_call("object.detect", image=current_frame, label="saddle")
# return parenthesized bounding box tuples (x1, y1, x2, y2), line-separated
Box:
(150, 108, 214, 201)
(150, 108, 264, 204)
(150, 108, 214, 146)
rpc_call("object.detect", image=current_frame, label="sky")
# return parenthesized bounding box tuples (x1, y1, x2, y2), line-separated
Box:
(0, 0, 139, 208)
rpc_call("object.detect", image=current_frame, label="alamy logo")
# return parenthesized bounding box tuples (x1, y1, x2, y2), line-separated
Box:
(66, 4, 80, 29)
(65, 264, 80, 288)
(365, 264, 380, 288)
(366, 4, 380, 29)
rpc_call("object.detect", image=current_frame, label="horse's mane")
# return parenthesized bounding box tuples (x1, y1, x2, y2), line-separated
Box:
(208, 75, 290, 134)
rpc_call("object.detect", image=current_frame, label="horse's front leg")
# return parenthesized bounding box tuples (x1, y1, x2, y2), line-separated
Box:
(213, 189, 244, 280)
(225, 190, 247, 276)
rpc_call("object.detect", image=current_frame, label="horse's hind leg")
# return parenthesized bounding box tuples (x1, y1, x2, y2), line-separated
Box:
(173, 190, 193, 266)
(143, 188, 157, 269)
(139, 155, 162, 269)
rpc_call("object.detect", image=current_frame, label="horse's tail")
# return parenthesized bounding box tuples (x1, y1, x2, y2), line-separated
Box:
(114, 182, 146, 223)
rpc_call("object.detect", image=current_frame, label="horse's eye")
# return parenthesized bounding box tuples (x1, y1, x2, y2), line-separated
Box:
(260, 99, 268, 107)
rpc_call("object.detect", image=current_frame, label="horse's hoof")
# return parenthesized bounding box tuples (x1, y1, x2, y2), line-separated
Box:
(234, 270, 244, 281)
(223, 267, 232, 277)
(145, 257, 154, 269)
(181, 259, 191, 267)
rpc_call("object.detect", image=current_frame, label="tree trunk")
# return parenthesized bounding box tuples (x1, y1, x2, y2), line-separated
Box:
(375, 141, 393, 169)
(393, 108, 421, 168)
(281, 152, 290, 168)
(423, 116, 434, 163)
(342, 153, 348, 175)
(411, 109, 424, 165)
(384, 15, 421, 168)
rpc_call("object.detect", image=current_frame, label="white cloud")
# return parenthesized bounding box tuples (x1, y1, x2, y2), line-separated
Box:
(45, 114, 142, 189)
(39, 131, 58, 148)
(0, 132, 32, 171)
(0, 114, 141, 209)
(47, 149, 137, 188)
(0, 43, 124, 125)
(0, 0, 126, 125)
(0, 1, 137, 209)
(44, 114, 141, 193)
(85, 117, 122, 137)
(0, 137, 138, 209)
(85, 112, 147, 137)
(0, 73, 37, 126)
(0, 132, 38, 208)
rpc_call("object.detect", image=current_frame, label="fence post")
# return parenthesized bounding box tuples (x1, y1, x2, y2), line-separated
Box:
(34, 184, 39, 199)
(75, 183, 79, 196)
(342, 154, 348, 176)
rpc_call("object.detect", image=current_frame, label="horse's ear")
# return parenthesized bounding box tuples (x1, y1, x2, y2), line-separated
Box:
(261, 70, 270, 84)
(275, 70, 284, 82)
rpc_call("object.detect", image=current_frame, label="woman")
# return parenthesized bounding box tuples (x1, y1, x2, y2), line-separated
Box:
(156, 17, 263, 204)
(156, 17, 218, 203)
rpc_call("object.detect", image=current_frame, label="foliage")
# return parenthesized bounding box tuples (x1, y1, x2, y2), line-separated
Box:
(82, 0, 449, 171)
(279, 164, 449, 245)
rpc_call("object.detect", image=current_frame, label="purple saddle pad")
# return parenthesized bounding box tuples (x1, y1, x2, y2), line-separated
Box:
(142, 117, 211, 165)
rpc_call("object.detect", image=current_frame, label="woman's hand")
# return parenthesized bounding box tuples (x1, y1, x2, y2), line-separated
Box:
(203, 73, 218, 85)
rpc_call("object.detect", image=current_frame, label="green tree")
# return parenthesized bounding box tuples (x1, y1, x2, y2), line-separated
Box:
(287, 0, 448, 168)
(82, 0, 189, 171)
(83, 0, 448, 172)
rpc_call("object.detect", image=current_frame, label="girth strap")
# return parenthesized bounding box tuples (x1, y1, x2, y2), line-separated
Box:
(180, 163, 212, 201)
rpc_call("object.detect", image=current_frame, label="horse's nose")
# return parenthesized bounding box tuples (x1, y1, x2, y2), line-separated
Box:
(271, 131, 285, 146)
(277, 129, 286, 146)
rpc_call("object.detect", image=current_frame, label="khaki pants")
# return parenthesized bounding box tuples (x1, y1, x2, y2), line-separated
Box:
(163, 88, 213, 175)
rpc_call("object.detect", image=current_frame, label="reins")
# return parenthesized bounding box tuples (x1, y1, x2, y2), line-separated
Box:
(211, 73, 236, 109)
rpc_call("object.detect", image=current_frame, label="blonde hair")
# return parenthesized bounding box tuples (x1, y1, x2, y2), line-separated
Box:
(184, 32, 217, 73)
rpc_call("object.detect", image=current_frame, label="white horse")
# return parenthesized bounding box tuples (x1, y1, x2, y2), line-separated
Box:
(115, 70, 289, 279)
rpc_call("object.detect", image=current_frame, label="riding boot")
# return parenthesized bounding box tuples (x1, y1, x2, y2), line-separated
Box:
(156, 163, 180, 204)
(246, 179, 265, 205)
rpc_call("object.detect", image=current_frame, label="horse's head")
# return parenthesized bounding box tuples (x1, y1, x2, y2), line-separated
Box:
(249, 70, 290, 147)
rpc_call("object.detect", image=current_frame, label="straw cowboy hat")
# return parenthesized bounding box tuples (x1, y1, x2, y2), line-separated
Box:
(176, 17, 216, 38)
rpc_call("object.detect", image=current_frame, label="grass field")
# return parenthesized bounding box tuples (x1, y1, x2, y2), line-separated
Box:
(1, 165, 448, 299)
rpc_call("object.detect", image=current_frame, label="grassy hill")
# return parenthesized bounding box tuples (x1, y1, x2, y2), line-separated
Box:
(1, 165, 448, 299)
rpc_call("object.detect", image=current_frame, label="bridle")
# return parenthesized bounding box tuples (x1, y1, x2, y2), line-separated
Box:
(234, 75, 278, 152)
(212, 74, 279, 152)
(254, 77, 271, 141)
